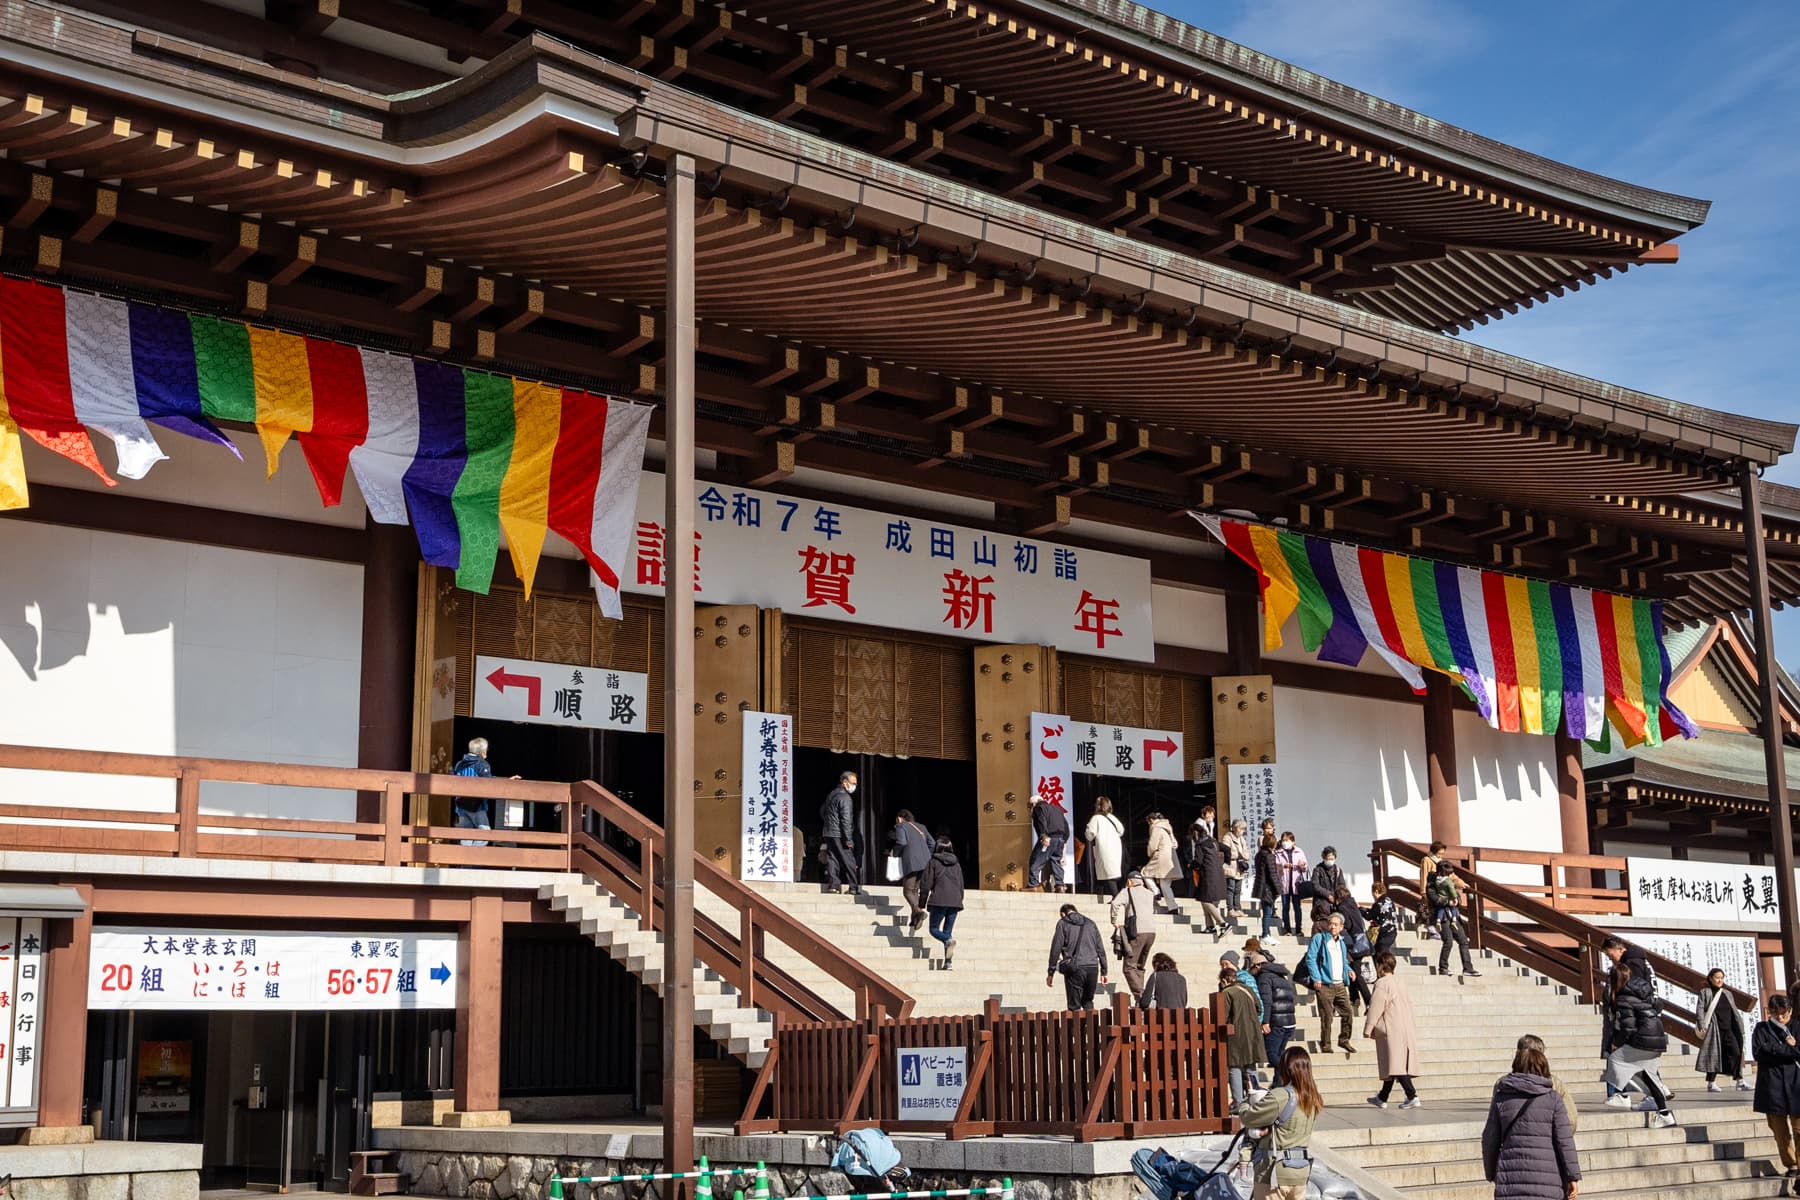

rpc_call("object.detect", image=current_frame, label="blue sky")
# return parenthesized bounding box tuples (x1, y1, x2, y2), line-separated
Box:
(1157, 0, 1800, 659)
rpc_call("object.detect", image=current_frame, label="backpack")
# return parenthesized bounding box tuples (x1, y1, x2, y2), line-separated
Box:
(1292, 951, 1314, 989)
(831, 1127, 904, 1181)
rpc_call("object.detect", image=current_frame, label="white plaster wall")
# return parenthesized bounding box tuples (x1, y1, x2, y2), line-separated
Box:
(1271, 688, 1431, 892)
(1454, 712, 1563, 885)
(1151, 585, 1229, 652)
(0, 522, 363, 821)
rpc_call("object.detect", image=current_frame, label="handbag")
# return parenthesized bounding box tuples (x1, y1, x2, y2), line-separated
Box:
(884, 852, 903, 882)
(1349, 930, 1372, 958)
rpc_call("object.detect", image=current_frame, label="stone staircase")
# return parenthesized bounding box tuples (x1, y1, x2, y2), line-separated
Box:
(740, 883, 1599, 1101)
(1319, 1100, 1784, 1199)
(539, 878, 773, 1067)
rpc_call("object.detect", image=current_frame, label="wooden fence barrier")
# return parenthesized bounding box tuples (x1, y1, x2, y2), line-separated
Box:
(736, 993, 1234, 1142)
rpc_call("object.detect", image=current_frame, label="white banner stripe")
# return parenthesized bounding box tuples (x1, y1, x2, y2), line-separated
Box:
(64, 291, 167, 479)
(1329, 540, 1424, 690)
(348, 348, 421, 526)
(589, 401, 652, 620)
(1570, 586, 1606, 740)
(1456, 565, 1500, 727)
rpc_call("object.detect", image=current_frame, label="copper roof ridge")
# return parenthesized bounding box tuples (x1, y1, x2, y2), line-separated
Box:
(1002, 0, 1711, 233)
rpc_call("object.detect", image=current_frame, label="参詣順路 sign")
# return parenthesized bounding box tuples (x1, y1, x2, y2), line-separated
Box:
(88, 929, 459, 1011)
(896, 1046, 968, 1118)
(474, 655, 648, 732)
(620, 472, 1155, 662)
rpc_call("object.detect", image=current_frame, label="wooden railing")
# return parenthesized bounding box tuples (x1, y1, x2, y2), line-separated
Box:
(0, 744, 910, 1026)
(735, 994, 1233, 1142)
(569, 781, 912, 1025)
(1371, 839, 1755, 1048)
(1415, 843, 1632, 916)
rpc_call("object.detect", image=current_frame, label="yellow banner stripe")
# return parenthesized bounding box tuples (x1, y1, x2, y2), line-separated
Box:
(499, 379, 562, 597)
(248, 326, 314, 477)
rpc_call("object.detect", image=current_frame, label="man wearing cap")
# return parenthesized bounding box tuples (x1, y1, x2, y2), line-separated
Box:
(1028, 792, 1072, 893)
(1111, 870, 1160, 996)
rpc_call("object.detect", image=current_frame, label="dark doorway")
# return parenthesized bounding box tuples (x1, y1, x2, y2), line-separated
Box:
(790, 748, 977, 885)
(451, 716, 666, 829)
(1070, 774, 1217, 888)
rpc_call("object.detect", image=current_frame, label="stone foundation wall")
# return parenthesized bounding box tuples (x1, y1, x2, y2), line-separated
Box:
(0, 1142, 200, 1200)
(391, 1153, 1137, 1200)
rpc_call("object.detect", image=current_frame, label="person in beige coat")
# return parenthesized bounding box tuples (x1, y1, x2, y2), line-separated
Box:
(1363, 951, 1422, 1110)
(1143, 812, 1181, 911)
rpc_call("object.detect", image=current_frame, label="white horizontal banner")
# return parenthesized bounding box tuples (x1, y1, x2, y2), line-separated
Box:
(619, 472, 1154, 661)
(474, 655, 648, 732)
(89, 928, 459, 1011)
(1626, 857, 1788, 924)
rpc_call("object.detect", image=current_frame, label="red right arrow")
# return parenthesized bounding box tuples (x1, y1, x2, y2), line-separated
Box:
(1142, 736, 1178, 768)
(486, 664, 543, 716)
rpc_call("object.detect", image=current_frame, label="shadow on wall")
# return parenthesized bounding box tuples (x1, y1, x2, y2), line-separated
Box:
(0, 522, 177, 680)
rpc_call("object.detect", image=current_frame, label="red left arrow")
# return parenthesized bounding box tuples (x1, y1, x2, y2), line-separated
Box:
(486, 664, 543, 716)
(1142, 736, 1178, 769)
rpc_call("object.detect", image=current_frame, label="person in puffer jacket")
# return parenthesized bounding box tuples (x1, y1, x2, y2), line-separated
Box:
(1483, 1038, 1581, 1200)
(1248, 944, 1300, 1072)
(1604, 960, 1675, 1126)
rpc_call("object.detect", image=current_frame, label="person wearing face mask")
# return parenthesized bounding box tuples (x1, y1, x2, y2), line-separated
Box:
(1274, 832, 1308, 940)
(820, 770, 861, 895)
(1310, 847, 1347, 907)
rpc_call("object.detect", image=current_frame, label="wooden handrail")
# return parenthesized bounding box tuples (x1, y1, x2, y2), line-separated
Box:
(570, 781, 912, 1023)
(1372, 839, 1756, 1047)
(1, 743, 912, 1030)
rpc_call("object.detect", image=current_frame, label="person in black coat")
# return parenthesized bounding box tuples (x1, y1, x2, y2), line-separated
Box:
(1028, 794, 1071, 893)
(819, 771, 860, 894)
(1756, 994, 1800, 1191)
(918, 837, 965, 967)
(1310, 846, 1347, 905)
(1188, 824, 1229, 939)
(1138, 952, 1189, 1010)
(1604, 960, 1674, 1125)
(1333, 886, 1372, 1014)
(1253, 834, 1282, 939)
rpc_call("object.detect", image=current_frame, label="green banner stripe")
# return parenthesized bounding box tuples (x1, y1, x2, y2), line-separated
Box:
(1275, 528, 1333, 652)
(189, 314, 255, 423)
(1409, 554, 1457, 672)
(1527, 578, 1564, 734)
(452, 369, 515, 592)
(1633, 598, 1663, 743)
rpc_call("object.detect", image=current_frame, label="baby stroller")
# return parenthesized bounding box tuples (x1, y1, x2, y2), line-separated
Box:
(825, 1128, 911, 1193)
(1131, 1137, 1247, 1200)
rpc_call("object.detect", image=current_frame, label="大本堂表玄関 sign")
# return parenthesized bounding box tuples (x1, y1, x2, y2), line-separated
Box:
(740, 711, 795, 882)
(896, 1045, 968, 1118)
(619, 472, 1154, 662)
(88, 929, 459, 1011)
(474, 655, 648, 732)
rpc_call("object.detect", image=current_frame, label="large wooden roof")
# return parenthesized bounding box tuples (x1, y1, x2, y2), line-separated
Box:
(56, 0, 1705, 334)
(0, 5, 1794, 624)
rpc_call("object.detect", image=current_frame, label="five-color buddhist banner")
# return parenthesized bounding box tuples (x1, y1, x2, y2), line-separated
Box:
(1197, 515, 1696, 748)
(0, 277, 650, 615)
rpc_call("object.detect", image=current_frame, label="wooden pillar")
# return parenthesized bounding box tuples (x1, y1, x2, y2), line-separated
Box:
(973, 645, 1057, 892)
(1424, 674, 1461, 846)
(1742, 463, 1800, 977)
(34, 889, 93, 1134)
(1555, 732, 1590, 892)
(694, 605, 760, 875)
(358, 519, 418, 817)
(661, 151, 699, 1176)
(1225, 588, 1260, 676)
(450, 894, 505, 1123)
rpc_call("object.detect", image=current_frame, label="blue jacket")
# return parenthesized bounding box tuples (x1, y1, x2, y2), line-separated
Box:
(1303, 932, 1352, 987)
(1236, 968, 1264, 1020)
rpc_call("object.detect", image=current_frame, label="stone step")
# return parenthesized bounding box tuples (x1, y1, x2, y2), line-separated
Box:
(1372, 1135, 1779, 1186)
(1317, 1106, 1764, 1148)
(1411, 1156, 1787, 1200)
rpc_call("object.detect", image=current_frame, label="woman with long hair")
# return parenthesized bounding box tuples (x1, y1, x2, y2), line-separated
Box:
(1363, 952, 1421, 1110)
(1695, 967, 1749, 1092)
(1483, 1036, 1581, 1200)
(1235, 1045, 1323, 1199)
(1143, 811, 1181, 912)
(1253, 833, 1281, 939)
(1084, 795, 1126, 898)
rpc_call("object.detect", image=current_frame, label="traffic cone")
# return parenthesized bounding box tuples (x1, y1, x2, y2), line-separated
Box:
(753, 1162, 771, 1200)
(1002, 1178, 1014, 1200)
(549, 1179, 565, 1200)
(695, 1156, 713, 1200)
